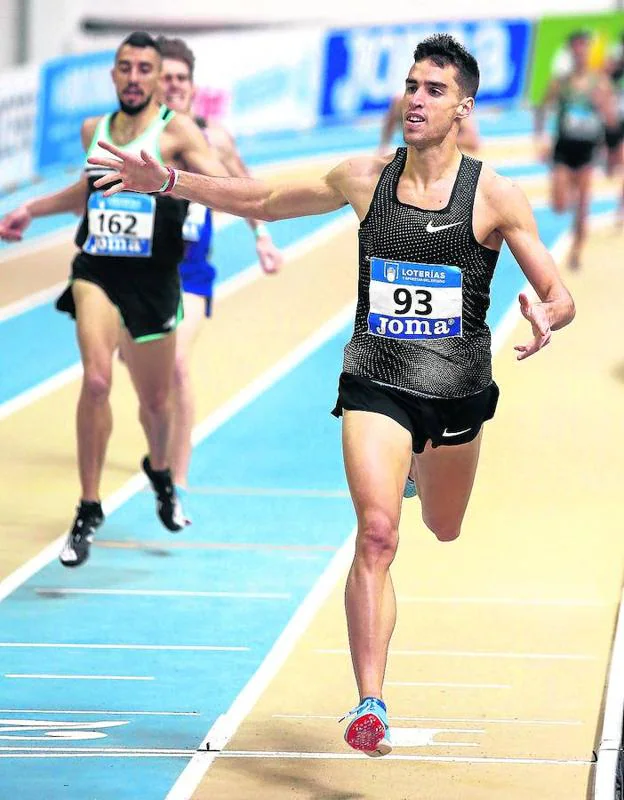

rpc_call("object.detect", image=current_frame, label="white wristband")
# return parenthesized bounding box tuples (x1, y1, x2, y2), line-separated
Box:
(254, 223, 269, 239)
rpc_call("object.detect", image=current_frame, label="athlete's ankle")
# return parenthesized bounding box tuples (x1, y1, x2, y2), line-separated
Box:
(360, 695, 386, 710)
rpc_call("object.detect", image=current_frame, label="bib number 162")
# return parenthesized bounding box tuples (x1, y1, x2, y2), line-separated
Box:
(96, 212, 137, 236)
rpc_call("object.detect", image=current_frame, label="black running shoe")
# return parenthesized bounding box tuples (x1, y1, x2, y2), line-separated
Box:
(141, 456, 188, 532)
(59, 501, 104, 568)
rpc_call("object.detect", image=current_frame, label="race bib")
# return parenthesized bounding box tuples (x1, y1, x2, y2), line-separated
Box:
(83, 192, 155, 257)
(367, 257, 462, 341)
(182, 202, 206, 243)
(561, 104, 601, 140)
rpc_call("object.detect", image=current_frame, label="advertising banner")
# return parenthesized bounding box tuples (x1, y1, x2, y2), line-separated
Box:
(36, 50, 117, 172)
(528, 12, 624, 105)
(319, 19, 532, 122)
(191, 27, 324, 136)
(0, 64, 39, 192)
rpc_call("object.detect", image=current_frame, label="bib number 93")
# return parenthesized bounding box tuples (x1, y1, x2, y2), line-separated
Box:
(393, 288, 432, 316)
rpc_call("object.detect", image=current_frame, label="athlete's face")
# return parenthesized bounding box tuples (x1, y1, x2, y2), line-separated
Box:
(112, 45, 161, 115)
(159, 58, 194, 114)
(570, 37, 590, 70)
(401, 59, 473, 148)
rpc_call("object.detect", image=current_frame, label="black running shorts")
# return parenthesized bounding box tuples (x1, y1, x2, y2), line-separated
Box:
(553, 138, 597, 170)
(56, 252, 183, 341)
(331, 372, 499, 453)
(605, 122, 624, 151)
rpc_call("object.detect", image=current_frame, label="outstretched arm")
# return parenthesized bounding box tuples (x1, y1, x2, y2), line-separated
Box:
(0, 177, 88, 242)
(494, 177, 575, 360)
(203, 123, 283, 274)
(89, 140, 349, 221)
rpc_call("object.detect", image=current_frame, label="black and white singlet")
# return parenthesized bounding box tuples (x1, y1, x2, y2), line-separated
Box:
(342, 148, 500, 399)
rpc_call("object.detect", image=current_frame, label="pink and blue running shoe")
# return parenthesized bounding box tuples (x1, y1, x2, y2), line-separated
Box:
(341, 696, 392, 757)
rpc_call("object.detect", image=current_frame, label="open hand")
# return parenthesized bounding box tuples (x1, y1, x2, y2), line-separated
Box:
(514, 292, 552, 360)
(256, 235, 283, 275)
(88, 141, 168, 196)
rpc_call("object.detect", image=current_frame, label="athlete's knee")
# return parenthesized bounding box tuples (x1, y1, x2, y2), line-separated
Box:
(356, 510, 399, 566)
(552, 195, 567, 214)
(139, 386, 171, 417)
(82, 366, 112, 402)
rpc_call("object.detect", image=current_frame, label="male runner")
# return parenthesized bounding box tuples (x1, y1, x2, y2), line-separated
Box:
(535, 30, 614, 268)
(152, 36, 282, 495)
(87, 34, 575, 756)
(0, 32, 229, 567)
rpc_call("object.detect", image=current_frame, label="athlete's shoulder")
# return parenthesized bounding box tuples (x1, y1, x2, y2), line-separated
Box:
(80, 115, 105, 149)
(327, 152, 392, 186)
(477, 163, 530, 218)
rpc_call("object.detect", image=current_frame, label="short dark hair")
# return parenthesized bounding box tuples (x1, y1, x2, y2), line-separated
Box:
(568, 29, 591, 45)
(115, 31, 162, 62)
(413, 34, 479, 98)
(156, 36, 196, 80)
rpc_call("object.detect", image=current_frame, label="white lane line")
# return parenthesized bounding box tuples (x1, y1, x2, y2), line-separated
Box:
(34, 589, 291, 600)
(0, 229, 76, 267)
(184, 486, 350, 499)
(594, 586, 624, 800)
(272, 714, 583, 726)
(386, 681, 511, 689)
(0, 709, 198, 716)
(0, 747, 194, 754)
(5, 674, 154, 681)
(0, 282, 66, 323)
(0, 748, 595, 765)
(215, 750, 594, 765)
(164, 528, 357, 800)
(0, 299, 355, 605)
(213, 213, 353, 304)
(0, 644, 248, 651)
(0, 753, 193, 758)
(397, 596, 607, 607)
(315, 648, 593, 661)
(0, 364, 83, 423)
(0, 214, 355, 423)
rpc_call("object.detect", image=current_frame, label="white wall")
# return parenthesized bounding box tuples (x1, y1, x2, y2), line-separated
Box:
(0, 0, 20, 68)
(9, 0, 621, 65)
(70, 0, 616, 24)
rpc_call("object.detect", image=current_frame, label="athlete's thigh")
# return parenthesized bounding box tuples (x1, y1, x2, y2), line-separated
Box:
(125, 332, 177, 403)
(342, 409, 412, 528)
(72, 279, 121, 370)
(176, 292, 206, 358)
(413, 431, 482, 534)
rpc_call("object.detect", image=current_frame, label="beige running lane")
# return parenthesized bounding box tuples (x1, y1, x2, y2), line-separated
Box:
(193, 228, 624, 800)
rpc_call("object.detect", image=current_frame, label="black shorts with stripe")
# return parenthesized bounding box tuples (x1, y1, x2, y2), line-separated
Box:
(56, 252, 183, 341)
(331, 371, 499, 454)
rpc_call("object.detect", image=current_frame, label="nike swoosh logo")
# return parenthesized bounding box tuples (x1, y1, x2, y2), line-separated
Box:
(441, 427, 472, 438)
(426, 220, 463, 233)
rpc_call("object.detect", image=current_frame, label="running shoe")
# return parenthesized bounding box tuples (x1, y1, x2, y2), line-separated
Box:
(341, 696, 392, 757)
(403, 476, 418, 499)
(142, 456, 189, 532)
(59, 500, 104, 568)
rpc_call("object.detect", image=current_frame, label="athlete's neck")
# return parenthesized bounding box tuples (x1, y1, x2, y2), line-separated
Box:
(403, 137, 463, 190)
(110, 101, 161, 145)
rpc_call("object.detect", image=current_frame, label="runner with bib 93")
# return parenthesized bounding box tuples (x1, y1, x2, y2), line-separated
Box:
(87, 34, 575, 757)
